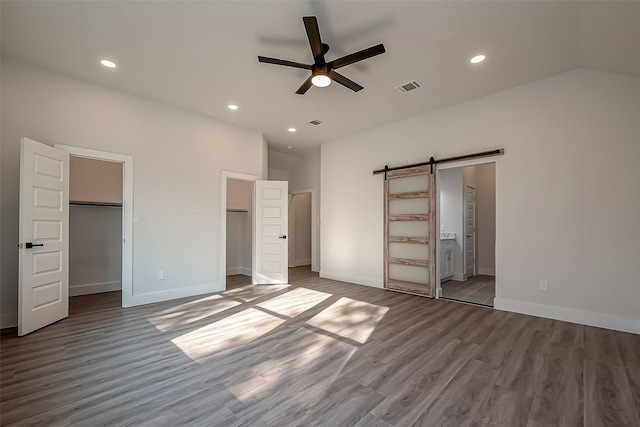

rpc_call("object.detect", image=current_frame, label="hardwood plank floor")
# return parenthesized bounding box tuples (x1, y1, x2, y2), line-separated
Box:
(1, 267, 638, 426)
(441, 275, 495, 306)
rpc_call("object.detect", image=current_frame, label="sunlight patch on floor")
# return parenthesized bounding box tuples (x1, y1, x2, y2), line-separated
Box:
(306, 297, 389, 344)
(227, 326, 358, 403)
(171, 307, 284, 361)
(146, 295, 241, 332)
(256, 287, 331, 318)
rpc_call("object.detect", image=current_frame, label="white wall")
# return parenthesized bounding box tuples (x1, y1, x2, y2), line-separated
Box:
(1, 57, 266, 326)
(226, 178, 252, 276)
(476, 163, 496, 275)
(321, 68, 640, 333)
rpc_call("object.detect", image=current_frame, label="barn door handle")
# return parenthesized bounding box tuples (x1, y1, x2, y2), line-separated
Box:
(278, 235, 287, 239)
(25, 242, 44, 249)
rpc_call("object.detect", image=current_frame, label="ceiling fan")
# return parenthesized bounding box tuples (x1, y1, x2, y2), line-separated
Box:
(258, 16, 386, 95)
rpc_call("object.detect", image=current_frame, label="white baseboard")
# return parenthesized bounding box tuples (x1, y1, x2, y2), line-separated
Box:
(131, 283, 221, 307)
(319, 270, 383, 288)
(478, 267, 496, 276)
(295, 259, 311, 267)
(70, 281, 121, 296)
(1, 312, 18, 329)
(494, 298, 640, 335)
(228, 267, 252, 276)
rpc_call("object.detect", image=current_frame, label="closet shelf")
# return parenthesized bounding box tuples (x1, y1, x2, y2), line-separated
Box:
(227, 209, 249, 213)
(70, 201, 122, 208)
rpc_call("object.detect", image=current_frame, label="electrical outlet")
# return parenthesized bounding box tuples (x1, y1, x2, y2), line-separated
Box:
(539, 280, 549, 292)
(158, 270, 165, 280)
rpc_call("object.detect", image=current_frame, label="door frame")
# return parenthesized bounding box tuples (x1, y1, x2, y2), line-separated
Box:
(220, 171, 259, 289)
(290, 188, 318, 272)
(55, 145, 134, 307)
(435, 156, 498, 300)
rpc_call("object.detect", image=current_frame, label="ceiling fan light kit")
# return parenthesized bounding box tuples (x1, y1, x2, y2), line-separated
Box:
(258, 16, 385, 95)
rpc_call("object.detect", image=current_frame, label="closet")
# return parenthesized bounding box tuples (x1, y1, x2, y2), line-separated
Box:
(226, 179, 253, 276)
(69, 157, 123, 296)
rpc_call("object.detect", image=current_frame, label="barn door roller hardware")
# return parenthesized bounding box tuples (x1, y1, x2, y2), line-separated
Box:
(373, 149, 504, 176)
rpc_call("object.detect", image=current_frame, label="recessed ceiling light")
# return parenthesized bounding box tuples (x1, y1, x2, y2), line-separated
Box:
(287, 146, 293, 150)
(470, 54, 486, 64)
(288, 127, 296, 133)
(100, 59, 117, 69)
(228, 104, 239, 110)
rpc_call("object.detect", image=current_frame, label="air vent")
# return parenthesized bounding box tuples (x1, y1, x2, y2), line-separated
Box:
(396, 80, 422, 93)
(309, 119, 323, 125)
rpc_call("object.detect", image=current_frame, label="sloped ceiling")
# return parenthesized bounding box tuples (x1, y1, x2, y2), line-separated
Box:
(2, 1, 639, 152)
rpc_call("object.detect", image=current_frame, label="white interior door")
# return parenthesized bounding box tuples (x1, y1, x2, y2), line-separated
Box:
(253, 181, 288, 284)
(19, 138, 69, 336)
(464, 184, 476, 278)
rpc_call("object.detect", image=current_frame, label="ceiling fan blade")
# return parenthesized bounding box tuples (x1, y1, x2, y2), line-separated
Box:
(330, 71, 363, 92)
(303, 16, 324, 64)
(296, 75, 314, 95)
(329, 44, 386, 70)
(258, 56, 312, 70)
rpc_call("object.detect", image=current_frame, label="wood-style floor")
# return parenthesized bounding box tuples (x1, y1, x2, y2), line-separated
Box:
(441, 275, 495, 306)
(1, 267, 639, 426)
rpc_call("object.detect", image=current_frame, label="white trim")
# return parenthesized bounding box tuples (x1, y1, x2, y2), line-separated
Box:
(495, 298, 640, 335)
(69, 281, 121, 296)
(320, 270, 383, 288)
(241, 267, 252, 276)
(1, 313, 18, 329)
(221, 171, 259, 290)
(54, 144, 134, 308)
(290, 188, 319, 272)
(453, 273, 466, 281)
(131, 284, 220, 306)
(437, 155, 500, 171)
(478, 267, 496, 275)
(227, 267, 241, 275)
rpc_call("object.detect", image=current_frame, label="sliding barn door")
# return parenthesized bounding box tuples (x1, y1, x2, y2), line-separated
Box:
(384, 166, 436, 297)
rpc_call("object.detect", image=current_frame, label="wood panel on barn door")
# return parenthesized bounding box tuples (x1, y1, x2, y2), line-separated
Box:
(384, 166, 436, 296)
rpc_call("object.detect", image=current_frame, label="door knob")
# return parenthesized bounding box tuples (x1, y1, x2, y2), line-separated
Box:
(278, 235, 287, 239)
(25, 242, 44, 249)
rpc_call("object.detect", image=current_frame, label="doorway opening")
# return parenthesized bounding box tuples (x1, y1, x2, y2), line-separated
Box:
(288, 191, 312, 269)
(437, 161, 496, 307)
(69, 157, 123, 301)
(225, 178, 254, 290)
(56, 144, 134, 308)
(221, 171, 259, 290)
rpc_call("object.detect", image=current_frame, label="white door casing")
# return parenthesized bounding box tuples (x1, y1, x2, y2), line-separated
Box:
(465, 184, 476, 278)
(254, 181, 288, 284)
(19, 138, 69, 336)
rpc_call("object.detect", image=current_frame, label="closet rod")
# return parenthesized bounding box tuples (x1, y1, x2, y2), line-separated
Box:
(70, 201, 123, 208)
(373, 149, 504, 175)
(227, 209, 248, 213)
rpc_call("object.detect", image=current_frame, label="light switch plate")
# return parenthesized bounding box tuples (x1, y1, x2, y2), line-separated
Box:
(133, 215, 140, 224)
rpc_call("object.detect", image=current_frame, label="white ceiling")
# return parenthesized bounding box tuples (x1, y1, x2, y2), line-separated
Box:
(2, 1, 639, 153)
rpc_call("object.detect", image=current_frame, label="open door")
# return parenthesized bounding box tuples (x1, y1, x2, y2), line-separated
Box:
(18, 138, 70, 336)
(253, 180, 288, 284)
